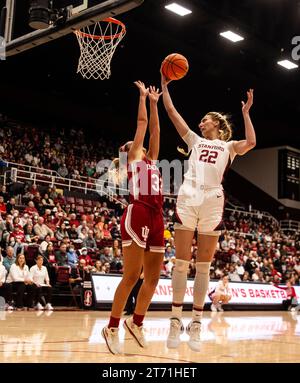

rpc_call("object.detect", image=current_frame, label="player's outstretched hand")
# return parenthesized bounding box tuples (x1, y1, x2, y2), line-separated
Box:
(148, 85, 162, 103)
(241, 89, 254, 114)
(134, 80, 149, 97)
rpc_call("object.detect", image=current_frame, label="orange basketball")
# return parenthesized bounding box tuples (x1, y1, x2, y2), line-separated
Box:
(161, 53, 189, 80)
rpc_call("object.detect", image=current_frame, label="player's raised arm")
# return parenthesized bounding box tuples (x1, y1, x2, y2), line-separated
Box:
(128, 81, 149, 162)
(160, 72, 190, 138)
(147, 85, 162, 161)
(233, 89, 256, 156)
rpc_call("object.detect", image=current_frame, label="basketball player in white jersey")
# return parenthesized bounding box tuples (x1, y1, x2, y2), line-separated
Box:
(161, 72, 256, 351)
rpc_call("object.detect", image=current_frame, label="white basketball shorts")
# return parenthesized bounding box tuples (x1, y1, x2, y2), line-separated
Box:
(174, 188, 225, 235)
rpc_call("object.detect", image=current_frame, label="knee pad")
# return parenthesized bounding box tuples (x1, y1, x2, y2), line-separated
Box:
(175, 259, 190, 273)
(196, 262, 211, 274)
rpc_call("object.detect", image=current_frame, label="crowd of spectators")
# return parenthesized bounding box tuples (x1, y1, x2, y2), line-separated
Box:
(162, 209, 300, 286)
(0, 114, 300, 310)
(0, 115, 117, 181)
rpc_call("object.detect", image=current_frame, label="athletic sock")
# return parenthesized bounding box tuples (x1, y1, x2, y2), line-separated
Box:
(171, 303, 183, 320)
(108, 316, 121, 329)
(133, 313, 145, 327)
(192, 307, 203, 322)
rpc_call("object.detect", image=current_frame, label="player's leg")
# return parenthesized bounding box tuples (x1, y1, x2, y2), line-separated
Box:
(165, 228, 194, 348)
(187, 190, 224, 349)
(102, 242, 144, 354)
(124, 250, 164, 348)
(186, 233, 219, 351)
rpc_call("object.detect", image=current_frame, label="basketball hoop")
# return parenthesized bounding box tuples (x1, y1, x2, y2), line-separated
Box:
(74, 17, 126, 80)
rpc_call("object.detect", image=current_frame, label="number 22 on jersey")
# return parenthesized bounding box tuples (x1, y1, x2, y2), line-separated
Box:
(199, 149, 218, 164)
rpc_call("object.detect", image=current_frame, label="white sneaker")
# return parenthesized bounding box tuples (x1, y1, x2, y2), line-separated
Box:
(35, 303, 44, 311)
(186, 321, 201, 352)
(217, 304, 224, 312)
(211, 304, 217, 312)
(123, 317, 147, 348)
(5, 304, 14, 311)
(101, 326, 121, 355)
(167, 317, 184, 349)
(45, 303, 54, 311)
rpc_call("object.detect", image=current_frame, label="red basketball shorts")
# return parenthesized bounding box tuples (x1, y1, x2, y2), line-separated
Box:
(120, 202, 164, 252)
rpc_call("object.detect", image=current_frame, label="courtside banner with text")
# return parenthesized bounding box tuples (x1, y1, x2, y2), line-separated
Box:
(91, 274, 300, 305)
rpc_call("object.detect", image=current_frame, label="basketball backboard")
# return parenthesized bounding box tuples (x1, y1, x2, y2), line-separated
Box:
(0, 0, 143, 56)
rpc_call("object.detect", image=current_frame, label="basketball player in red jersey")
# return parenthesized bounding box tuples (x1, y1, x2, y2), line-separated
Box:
(102, 81, 164, 354)
(161, 71, 256, 352)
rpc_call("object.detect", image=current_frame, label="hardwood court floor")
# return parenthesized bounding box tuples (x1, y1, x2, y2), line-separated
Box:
(0, 310, 299, 363)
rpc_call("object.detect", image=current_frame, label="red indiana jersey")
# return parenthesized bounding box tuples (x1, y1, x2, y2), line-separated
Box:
(127, 158, 163, 209)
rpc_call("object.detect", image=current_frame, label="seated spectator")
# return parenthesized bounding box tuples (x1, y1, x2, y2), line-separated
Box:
(0, 195, 6, 214)
(78, 247, 93, 267)
(236, 260, 245, 278)
(95, 215, 105, 232)
(49, 186, 58, 201)
(0, 214, 13, 245)
(67, 244, 78, 268)
(78, 227, 88, 242)
(9, 225, 25, 244)
(69, 213, 80, 228)
(34, 217, 54, 240)
(24, 201, 38, 217)
(0, 185, 9, 201)
(43, 243, 57, 284)
(2, 246, 16, 272)
(68, 224, 79, 240)
(45, 215, 57, 233)
(70, 259, 91, 308)
(164, 256, 176, 277)
(242, 271, 250, 282)
(165, 245, 176, 259)
(77, 220, 88, 235)
(70, 203, 77, 214)
(55, 243, 69, 266)
(39, 234, 52, 255)
(42, 193, 54, 208)
(6, 197, 17, 215)
(228, 264, 241, 282)
(19, 212, 30, 228)
(99, 246, 113, 264)
(91, 260, 103, 274)
(108, 217, 121, 240)
(30, 255, 53, 310)
(110, 248, 123, 273)
(210, 274, 232, 312)
(102, 223, 112, 240)
(29, 184, 39, 196)
(24, 223, 39, 244)
(44, 243, 57, 266)
(83, 230, 97, 251)
(103, 262, 111, 274)
(6, 253, 35, 310)
(0, 254, 13, 310)
(55, 223, 69, 242)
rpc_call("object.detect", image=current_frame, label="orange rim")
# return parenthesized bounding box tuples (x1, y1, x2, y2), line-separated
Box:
(74, 17, 126, 40)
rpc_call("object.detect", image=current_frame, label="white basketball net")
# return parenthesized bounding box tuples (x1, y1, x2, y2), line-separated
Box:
(75, 18, 126, 80)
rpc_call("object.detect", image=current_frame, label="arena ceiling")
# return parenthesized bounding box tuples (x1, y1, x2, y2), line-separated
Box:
(0, 0, 299, 156)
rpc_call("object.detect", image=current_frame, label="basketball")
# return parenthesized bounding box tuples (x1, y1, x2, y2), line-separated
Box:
(161, 53, 189, 80)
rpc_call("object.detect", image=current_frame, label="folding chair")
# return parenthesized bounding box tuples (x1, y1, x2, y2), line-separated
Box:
(56, 266, 80, 308)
